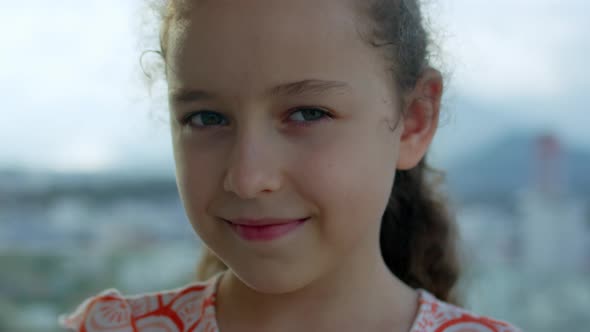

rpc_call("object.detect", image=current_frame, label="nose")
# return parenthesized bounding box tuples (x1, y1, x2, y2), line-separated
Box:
(222, 130, 282, 199)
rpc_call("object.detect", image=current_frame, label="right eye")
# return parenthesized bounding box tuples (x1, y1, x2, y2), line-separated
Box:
(183, 111, 229, 128)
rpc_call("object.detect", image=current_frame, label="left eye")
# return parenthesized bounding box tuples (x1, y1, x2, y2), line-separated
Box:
(287, 107, 331, 123)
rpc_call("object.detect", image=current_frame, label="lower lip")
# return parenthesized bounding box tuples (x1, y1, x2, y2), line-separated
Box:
(227, 218, 308, 242)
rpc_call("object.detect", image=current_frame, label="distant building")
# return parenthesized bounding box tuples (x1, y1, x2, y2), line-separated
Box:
(518, 134, 589, 272)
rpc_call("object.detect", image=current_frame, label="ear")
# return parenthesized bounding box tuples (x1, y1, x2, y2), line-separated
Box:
(396, 68, 443, 170)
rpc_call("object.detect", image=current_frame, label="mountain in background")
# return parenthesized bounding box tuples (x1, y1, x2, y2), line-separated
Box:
(444, 131, 590, 202)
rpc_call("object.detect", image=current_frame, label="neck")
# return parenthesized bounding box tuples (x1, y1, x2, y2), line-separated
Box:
(215, 246, 419, 332)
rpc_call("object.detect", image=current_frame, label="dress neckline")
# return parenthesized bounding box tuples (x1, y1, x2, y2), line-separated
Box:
(205, 271, 429, 332)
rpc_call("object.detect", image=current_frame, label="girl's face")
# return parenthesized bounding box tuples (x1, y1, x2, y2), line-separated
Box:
(166, 0, 423, 293)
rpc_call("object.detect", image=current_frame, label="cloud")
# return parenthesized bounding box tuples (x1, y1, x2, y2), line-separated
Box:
(430, 0, 590, 102)
(425, 0, 590, 166)
(0, 0, 172, 172)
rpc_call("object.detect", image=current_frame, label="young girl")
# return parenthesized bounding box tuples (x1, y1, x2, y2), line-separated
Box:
(60, 0, 521, 331)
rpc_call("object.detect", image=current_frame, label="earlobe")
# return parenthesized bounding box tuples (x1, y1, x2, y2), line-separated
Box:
(396, 68, 443, 170)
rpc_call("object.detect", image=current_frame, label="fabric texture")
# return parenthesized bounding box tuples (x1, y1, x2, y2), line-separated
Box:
(59, 273, 521, 332)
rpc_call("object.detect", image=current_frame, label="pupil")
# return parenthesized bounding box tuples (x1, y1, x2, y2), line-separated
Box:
(303, 108, 321, 120)
(202, 113, 220, 125)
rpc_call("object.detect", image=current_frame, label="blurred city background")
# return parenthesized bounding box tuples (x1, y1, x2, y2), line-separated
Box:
(1, 0, 589, 331)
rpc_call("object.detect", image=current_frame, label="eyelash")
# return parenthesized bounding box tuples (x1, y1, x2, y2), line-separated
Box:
(180, 107, 333, 129)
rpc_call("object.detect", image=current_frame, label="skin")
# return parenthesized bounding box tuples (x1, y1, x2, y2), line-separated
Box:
(165, 0, 443, 331)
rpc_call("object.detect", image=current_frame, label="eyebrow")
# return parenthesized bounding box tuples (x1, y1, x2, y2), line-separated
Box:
(169, 79, 351, 105)
(268, 79, 351, 97)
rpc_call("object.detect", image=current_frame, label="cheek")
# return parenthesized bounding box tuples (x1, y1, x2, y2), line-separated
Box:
(173, 140, 225, 223)
(295, 132, 395, 237)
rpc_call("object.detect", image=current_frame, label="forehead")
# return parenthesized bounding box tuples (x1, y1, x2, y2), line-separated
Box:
(165, 0, 388, 97)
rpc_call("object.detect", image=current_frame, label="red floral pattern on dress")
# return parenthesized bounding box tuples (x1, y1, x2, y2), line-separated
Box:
(59, 274, 521, 332)
(59, 280, 217, 332)
(409, 290, 521, 332)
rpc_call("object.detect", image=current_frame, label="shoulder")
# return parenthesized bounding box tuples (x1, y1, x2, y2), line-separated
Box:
(58, 274, 221, 332)
(411, 289, 522, 332)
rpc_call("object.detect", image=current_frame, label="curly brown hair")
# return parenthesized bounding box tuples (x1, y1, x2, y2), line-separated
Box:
(148, 0, 461, 304)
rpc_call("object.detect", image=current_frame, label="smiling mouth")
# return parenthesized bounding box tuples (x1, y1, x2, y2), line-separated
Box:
(224, 217, 310, 241)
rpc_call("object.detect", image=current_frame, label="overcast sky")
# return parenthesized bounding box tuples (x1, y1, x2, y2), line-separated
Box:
(1, 0, 588, 174)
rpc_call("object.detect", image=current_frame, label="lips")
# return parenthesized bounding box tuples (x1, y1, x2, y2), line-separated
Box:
(228, 217, 309, 226)
(225, 217, 309, 241)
